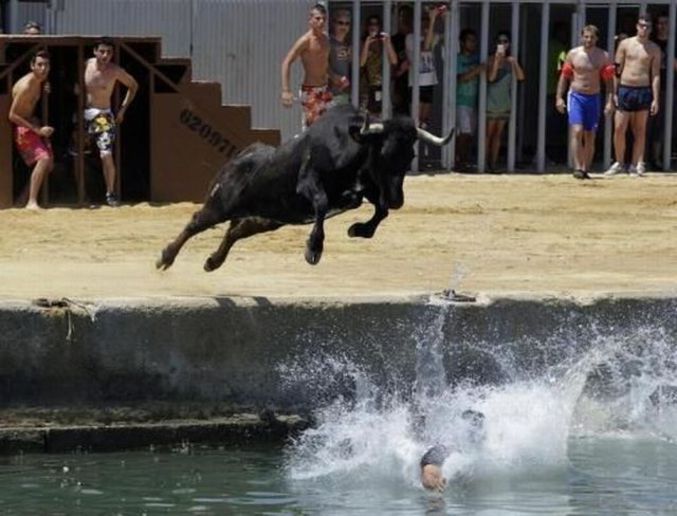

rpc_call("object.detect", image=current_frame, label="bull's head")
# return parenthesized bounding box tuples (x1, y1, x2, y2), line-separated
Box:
(350, 115, 454, 210)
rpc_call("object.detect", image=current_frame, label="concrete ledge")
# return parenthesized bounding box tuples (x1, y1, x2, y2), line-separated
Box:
(1, 294, 676, 446)
(0, 413, 308, 454)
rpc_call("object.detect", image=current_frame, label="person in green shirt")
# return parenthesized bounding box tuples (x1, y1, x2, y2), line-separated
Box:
(455, 28, 485, 171)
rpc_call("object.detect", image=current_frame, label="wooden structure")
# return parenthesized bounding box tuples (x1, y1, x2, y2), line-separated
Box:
(0, 35, 280, 208)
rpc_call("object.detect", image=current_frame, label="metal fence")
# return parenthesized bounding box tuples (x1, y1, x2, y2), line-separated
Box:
(4, 0, 676, 170)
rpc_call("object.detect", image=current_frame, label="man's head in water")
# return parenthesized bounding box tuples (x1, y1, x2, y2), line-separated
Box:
(420, 409, 486, 492)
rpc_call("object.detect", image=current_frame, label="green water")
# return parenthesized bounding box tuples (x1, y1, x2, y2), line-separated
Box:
(1, 437, 676, 514)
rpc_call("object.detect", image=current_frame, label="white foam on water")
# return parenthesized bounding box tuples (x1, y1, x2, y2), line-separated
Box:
(283, 317, 677, 488)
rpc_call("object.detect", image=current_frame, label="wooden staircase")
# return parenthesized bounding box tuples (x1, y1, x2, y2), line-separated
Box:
(0, 35, 281, 208)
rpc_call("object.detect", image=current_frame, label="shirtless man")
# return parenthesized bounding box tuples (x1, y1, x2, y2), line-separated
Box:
(8, 49, 53, 210)
(556, 25, 615, 180)
(84, 37, 138, 206)
(605, 15, 661, 177)
(281, 3, 332, 129)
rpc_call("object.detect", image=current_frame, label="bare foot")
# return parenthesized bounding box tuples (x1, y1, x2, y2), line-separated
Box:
(24, 201, 43, 211)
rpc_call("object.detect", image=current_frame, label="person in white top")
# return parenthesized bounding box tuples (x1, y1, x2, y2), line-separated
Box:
(405, 5, 444, 128)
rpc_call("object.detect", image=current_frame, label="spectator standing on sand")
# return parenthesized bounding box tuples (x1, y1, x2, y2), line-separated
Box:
(605, 15, 661, 177)
(329, 9, 352, 106)
(83, 37, 138, 206)
(8, 48, 54, 210)
(556, 25, 615, 179)
(281, 3, 333, 130)
(360, 14, 397, 117)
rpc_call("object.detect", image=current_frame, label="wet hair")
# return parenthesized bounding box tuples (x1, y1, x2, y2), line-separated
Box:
(311, 3, 327, 16)
(581, 24, 599, 38)
(95, 37, 115, 49)
(30, 48, 50, 65)
(460, 28, 477, 43)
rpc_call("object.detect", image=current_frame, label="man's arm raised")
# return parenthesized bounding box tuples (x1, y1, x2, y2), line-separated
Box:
(281, 34, 309, 107)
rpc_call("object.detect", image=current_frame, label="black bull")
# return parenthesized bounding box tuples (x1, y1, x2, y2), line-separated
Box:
(156, 104, 453, 272)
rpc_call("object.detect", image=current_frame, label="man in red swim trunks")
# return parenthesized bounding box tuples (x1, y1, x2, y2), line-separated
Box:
(281, 3, 334, 130)
(8, 48, 54, 210)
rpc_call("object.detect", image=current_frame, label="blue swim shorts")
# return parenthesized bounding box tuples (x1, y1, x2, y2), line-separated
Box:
(567, 90, 601, 132)
(617, 84, 653, 112)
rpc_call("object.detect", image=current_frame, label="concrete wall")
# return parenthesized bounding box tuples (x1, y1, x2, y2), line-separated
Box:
(1, 296, 676, 412)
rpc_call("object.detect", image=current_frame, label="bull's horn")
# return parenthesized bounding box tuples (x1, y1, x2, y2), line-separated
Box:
(417, 127, 455, 146)
(360, 122, 384, 135)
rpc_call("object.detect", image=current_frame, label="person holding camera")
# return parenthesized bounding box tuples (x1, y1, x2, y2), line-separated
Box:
(455, 28, 485, 172)
(486, 31, 525, 172)
(405, 5, 445, 129)
(360, 15, 397, 117)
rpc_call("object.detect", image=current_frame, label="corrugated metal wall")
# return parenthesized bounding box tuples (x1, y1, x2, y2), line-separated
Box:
(192, 0, 309, 141)
(54, 0, 192, 56)
(51, 0, 311, 140)
(17, 1, 47, 30)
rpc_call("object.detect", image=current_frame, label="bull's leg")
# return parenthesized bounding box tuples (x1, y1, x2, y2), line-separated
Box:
(296, 151, 329, 265)
(156, 205, 226, 270)
(204, 217, 283, 272)
(348, 205, 389, 238)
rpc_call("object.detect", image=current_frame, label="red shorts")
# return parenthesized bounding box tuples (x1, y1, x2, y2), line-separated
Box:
(300, 85, 333, 129)
(14, 126, 53, 166)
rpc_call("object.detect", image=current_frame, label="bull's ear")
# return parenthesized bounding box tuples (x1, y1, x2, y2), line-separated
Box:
(348, 112, 370, 143)
(349, 125, 366, 144)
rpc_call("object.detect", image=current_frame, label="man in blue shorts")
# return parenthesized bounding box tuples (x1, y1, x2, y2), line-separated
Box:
(556, 25, 615, 179)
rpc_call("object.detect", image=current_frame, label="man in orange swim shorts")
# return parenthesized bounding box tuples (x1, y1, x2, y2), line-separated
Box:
(281, 3, 334, 130)
(8, 48, 54, 210)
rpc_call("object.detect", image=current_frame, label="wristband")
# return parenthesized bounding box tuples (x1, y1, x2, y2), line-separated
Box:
(561, 62, 574, 79)
(600, 64, 615, 81)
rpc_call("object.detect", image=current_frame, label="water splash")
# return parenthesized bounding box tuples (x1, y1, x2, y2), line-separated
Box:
(283, 318, 677, 487)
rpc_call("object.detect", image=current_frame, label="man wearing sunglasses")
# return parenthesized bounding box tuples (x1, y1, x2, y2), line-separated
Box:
(329, 10, 352, 105)
(605, 14, 661, 177)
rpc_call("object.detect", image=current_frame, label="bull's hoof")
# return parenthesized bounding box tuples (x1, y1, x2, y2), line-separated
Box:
(304, 245, 323, 265)
(156, 249, 175, 271)
(203, 255, 223, 272)
(348, 222, 374, 238)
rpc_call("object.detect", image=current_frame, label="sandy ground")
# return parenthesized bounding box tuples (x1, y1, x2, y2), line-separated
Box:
(1, 173, 676, 301)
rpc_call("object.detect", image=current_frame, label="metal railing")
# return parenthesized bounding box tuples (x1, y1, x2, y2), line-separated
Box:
(336, 0, 676, 173)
